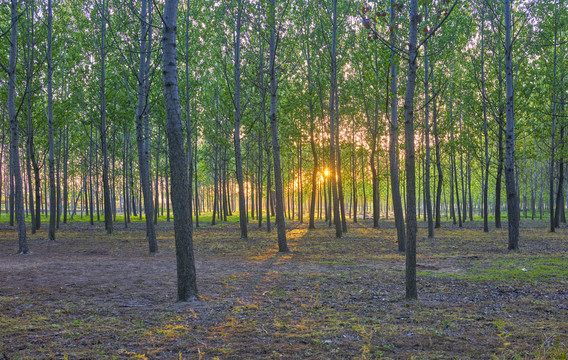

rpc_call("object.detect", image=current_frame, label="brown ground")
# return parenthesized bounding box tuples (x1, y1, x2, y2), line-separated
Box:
(0, 217, 567, 359)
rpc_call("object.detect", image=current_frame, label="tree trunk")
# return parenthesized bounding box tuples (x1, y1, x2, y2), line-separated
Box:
(352, 122, 358, 223)
(504, 0, 519, 250)
(7, 0, 28, 254)
(24, 0, 36, 233)
(233, 0, 248, 239)
(304, 38, 317, 229)
(184, 0, 195, 229)
(468, 156, 473, 221)
(495, 106, 504, 229)
(328, 0, 342, 239)
(268, 0, 288, 252)
(56, 129, 61, 229)
(423, 8, 433, 238)
(362, 162, 366, 220)
(453, 156, 462, 227)
(47, 0, 56, 241)
(154, 134, 160, 224)
(555, 127, 564, 228)
(403, 0, 419, 299)
(433, 97, 443, 228)
(100, 0, 113, 234)
(389, 0, 405, 251)
(337, 134, 347, 233)
(63, 125, 69, 223)
(194, 128, 199, 227)
(480, 6, 490, 232)
(266, 144, 272, 232)
(162, 0, 198, 300)
(298, 142, 303, 223)
(135, 0, 157, 251)
(123, 127, 129, 227)
(549, 18, 559, 232)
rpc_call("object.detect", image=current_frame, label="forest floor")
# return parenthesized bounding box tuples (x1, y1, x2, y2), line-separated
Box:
(1, 216, 567, 359)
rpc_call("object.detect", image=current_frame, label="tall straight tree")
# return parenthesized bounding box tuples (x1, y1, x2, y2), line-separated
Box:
(504, 0, 519, 250)
(423, 4, 434, 239)
(403, 0, 419, 300)
(4, 0, 28, 254)
(162, 0, 198, 300)
(48, 0, 56, 242)
(24, 0, 37, 234)
(548, 0, 560, 232)
(329, 0, 342, 238)
(480, 4, 490, 233)
(302, 16, 318, 230)
(185, 0, 194, 232)
(233, 0, 248, 239)
(135, 0, 157, 253)
(388, 0, 405, 251)
(268, 0, 289, 252)
(100, 0, 113, 234)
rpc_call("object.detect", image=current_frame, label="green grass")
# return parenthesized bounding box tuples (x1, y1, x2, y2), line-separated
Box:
(419, 257, 568, 283)
(468, 257, 568, 283)
(0, 212, 266, 225)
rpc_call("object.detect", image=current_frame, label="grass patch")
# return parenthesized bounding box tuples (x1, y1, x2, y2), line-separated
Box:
(419, 257, 568, 284)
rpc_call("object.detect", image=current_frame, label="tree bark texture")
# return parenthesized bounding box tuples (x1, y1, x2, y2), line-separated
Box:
(162, 0, 198, 300)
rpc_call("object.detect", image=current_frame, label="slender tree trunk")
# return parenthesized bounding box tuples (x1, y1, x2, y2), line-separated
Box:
(212, 91, 221, 225)
(154, 135, 160, 224)
(266, 145, 272, 232)
(504, 0, 519, 250)
(299, 142, 303, 223)
(304, 39, 318, 229)
(268, 0, 288, 251)
(135, 0, 157, 251)
(352, 122, 358, 223)
(32, 149, 41, 230)
(433, 98, 443, 228)
(56, 130, 61, 229)
(185, 0, 194, 229)
(337, 134, 347, 233)
(454, 156, 462, 227)
(468, 156, 473, 221)
(495, 107, 504, 229)
(162, 0, 198, 300)
(99, 0, 113, 234)
(194, 129, 199, 227)
(555, 128, 565, 227)
(47, 0, 57, 241)
(222, 158, 228, 221)
(403, 0, 419, 299)
(24, 0, 36, 233)
(7, 0, 28, 253)
(111, 126, 116, 221)
(212, 150, 218, 225)
(362, 162, 366, 220)
(232, 0, 247, 239)
(10, 168, 14, 226)
(123, 127, 130, 227)
(423, 8, 433, 238)
(258, 133, 263, 228)
(63, 125, 69, 223)
(328, 0, 342, 238)
(26, 121, 35, 234)
(460, 152, 466, 223)
(389, 0, 405, 251)
(549, 20, 559, 232)
(481, 6, 490, 232)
